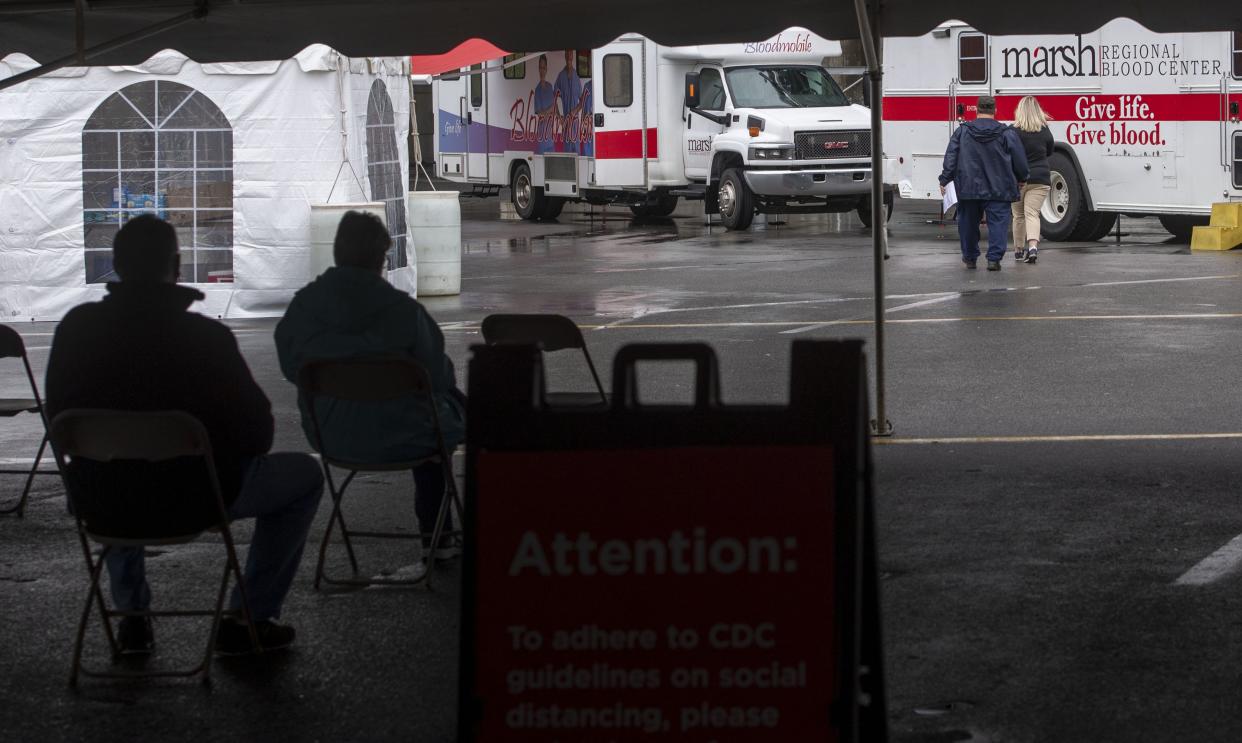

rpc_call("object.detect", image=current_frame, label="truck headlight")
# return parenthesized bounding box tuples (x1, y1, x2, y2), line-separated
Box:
(748, 146, 794, 161)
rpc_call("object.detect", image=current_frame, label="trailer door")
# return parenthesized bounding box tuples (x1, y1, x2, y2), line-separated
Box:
(592, 39, 648, 187)
(1229, 32, 1242, 193)
(436, 72, 469, 179)
(951, 29, 990, 131)
(464, 64, 489, 181)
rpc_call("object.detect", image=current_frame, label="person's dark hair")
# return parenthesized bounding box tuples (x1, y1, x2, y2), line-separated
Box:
(113, 214, 179, 283)
(333, 210, 391, 271)
(976, 95, 997, 115)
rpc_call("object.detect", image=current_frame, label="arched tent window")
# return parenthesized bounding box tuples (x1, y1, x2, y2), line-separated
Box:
(82, 81, 233, 284)
(365, 79, 408, 269)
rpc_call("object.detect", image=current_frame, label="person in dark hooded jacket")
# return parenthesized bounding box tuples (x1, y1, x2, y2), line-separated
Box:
(46, 214, 323, 656)
(938, 95, 1030, 271)
(275, 211, 465, 556)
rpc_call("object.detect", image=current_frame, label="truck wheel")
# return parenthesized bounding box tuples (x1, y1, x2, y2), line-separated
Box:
(539, 197, 566, 220)
(1041, 151, 1088, 241)
(1079, 212, 1118, 241)
(857, 191, 894, 228)
(1158, 214, 1209, 241)
(630, 194, 679, 218)
(718, 169, 754, 230)
(511, 163, 547, 221)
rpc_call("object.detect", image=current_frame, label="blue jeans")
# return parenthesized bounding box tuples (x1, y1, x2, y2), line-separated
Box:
(104, 452, 324, 621)
(957, 199, 1011, 263)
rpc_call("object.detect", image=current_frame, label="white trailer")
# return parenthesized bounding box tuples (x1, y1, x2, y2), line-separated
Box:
(884, 19, 1242, 241)
(433, 29, 898, 230)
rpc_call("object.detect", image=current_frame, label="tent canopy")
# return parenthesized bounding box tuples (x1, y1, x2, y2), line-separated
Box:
(408, 39, 507, 76)
(3, 0, 1242, 69)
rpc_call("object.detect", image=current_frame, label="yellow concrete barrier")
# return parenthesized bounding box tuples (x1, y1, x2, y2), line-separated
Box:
(1191, 202, 1242, 251)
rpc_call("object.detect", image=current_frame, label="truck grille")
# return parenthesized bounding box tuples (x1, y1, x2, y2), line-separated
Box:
(794, 130, 871, 160)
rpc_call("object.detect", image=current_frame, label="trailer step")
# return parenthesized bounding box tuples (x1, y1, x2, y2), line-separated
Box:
(1191, 203, 1242, 251)
(463, 184, 502, 199)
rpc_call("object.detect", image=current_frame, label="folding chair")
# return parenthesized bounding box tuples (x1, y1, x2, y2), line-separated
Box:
(298, 357, 463, 591)
(0, 324, 54, 517)
(480, 313, 608, 407)
(49, 409, 259, 687)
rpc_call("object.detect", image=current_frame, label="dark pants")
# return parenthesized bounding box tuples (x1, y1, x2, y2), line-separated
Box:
(105, 453, 324, 620)
(413, 460, 454, 541)
(957, 199, 1011, 263)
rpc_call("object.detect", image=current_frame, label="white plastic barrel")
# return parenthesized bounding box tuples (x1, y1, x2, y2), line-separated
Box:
(408, 191, 461, 296)
(309, 202, 385, 279)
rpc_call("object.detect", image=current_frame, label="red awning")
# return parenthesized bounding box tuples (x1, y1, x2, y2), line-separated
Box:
(409, 38, 508, 76)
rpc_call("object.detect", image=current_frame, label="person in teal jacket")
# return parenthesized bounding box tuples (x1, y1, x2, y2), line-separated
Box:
(275, 211, 465, 553)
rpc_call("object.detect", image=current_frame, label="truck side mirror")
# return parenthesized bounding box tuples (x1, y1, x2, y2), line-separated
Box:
(684, 73, 701, 109)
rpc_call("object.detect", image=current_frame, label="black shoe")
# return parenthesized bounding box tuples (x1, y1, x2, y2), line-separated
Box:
(116, 616, 154, 656)
(215, 618, 295, 656)
(1025, 246, 1039, 263)
(1014, 248, 1025, 261)
(963, 259, 977, 270)
(986, 260, 1001, 271)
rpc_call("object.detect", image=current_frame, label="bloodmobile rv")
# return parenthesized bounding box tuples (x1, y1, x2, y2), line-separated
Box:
(884, 19, 1242, 241)
(433, 29, 897, 230)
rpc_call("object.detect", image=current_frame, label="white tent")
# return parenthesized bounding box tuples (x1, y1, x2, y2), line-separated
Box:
(0, 45, 411, 320)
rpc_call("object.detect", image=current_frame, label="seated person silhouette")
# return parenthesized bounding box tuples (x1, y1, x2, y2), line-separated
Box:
(45, 214, 324, 655)
(275, 211, 466, 566)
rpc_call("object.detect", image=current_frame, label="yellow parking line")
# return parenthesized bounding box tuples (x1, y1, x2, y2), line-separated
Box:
(575, 312, 1242, 330)
(875, 433, 1242, 445)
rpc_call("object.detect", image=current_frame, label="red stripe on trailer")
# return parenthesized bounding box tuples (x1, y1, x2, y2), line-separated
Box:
(595, 128, 658, 159)
(883, 93, 1242, 122)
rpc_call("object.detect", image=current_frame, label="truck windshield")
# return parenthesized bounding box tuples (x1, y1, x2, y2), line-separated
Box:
(724, 66, 848, 109)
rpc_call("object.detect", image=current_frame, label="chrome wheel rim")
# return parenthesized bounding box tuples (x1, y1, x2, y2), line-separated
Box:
(1042, 171, 1069, 224)
(719, 179, 736, 218)
(514, 173, 532, 212)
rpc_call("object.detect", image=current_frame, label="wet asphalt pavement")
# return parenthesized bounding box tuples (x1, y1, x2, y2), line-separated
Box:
(3, 197, 1242, 742)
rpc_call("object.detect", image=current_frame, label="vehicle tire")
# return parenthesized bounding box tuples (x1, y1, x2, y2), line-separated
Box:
(1158, 214, 1209, 241)
(717, 168, 754, 230)
(857, 191, 894, 228)
(1041, 151, 1091, 242)
(630, 194, 679, 218)
(539, 197, 566, 220)
(510, 163, 547, 221)
(1079, 211, 1118, 241)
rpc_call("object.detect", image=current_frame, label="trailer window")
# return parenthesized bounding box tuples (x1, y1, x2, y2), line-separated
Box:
(958, 33, 988, 84)
(578, 51, 592, 79)
(503, 54, 526, 80)
(1234, 132, 1241, 190)
(470, 64, 483, 108)
(603, 54, 633, 107)
(698, 68, 727, 111)
(1233, 32, 1241, 78)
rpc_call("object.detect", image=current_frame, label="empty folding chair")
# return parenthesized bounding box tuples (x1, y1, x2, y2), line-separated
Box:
(50, 409, 259, 686)
(480, 313, 608, 407)
(298, 357, 462, 590)
(0, 324, 53, 517)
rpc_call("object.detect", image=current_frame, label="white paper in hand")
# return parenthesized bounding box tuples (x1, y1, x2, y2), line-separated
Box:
(942, 181, 959, 220)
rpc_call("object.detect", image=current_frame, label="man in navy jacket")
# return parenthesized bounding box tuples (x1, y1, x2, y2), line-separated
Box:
(46, 215, 323, 656)
(939, 95, 1030, 271)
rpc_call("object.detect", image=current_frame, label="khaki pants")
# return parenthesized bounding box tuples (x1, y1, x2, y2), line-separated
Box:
(1012, 184, 1051, 247)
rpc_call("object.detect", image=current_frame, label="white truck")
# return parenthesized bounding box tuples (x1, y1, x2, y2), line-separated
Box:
(433, 29, 897, 230)
(884, 19, 1242, 241)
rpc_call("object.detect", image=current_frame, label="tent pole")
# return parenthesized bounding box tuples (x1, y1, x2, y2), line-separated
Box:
(854, 0, 893, 436)
(0, 5, 205, 91)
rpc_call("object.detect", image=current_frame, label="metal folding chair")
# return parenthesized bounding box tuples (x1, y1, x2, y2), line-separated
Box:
(480, 313, 608, 407)
(50, 409, 259, 687)
(0, 324, 55, 517)
(298, 357, 463, 591)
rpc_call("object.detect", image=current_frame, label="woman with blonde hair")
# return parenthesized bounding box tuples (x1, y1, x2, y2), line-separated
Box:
(1010, 96, 1055, 263)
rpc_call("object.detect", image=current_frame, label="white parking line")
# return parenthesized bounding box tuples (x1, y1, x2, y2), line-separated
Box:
(781, 293, 960, 335)
(1175, 534, 1242, 586)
